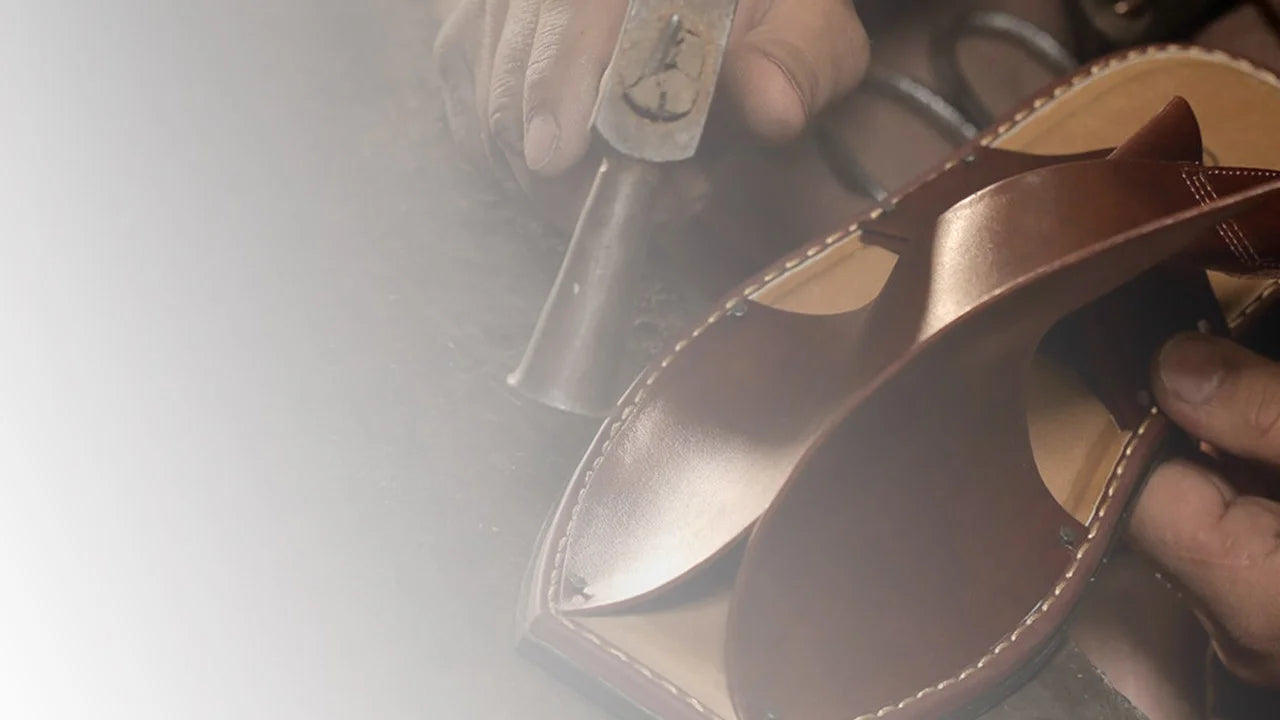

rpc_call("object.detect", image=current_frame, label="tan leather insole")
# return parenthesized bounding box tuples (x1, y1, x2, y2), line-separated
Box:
(578, 49, 1280, 720)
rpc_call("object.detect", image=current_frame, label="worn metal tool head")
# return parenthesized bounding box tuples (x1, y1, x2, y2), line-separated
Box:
(595, 0, 740, 163)
(508, 0, 740, 416)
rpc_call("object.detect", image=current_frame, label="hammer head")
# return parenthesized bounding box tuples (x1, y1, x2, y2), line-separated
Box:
(594, 0, 740, 163)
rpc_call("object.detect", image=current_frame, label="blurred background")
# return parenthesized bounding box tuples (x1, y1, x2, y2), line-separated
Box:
(0, 2, 612, 717)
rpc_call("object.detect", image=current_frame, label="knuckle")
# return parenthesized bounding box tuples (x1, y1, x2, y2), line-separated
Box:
(488, 71, 520, 110)
(538, 0, 573, 29)
(524, 42, 558, 86)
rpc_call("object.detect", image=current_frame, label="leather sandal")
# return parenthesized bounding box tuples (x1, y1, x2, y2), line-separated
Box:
(519, 45, 1280, 720)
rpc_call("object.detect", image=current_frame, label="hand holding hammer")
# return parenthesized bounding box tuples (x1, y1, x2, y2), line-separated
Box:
(508, 0, 741, 416)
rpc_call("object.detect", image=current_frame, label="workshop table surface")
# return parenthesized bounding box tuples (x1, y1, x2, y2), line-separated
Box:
(3, 2, 621, 718)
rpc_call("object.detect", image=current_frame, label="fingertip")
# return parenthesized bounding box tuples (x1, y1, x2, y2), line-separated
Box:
(518, 0, 625, 177)
(1131, 460, 1235, 558)
(486, 0, 540, 159)
(524, 112, 597, 177)
(1153, 333, 1228, 409)
(488, 71, 527, 156)
(520, 77, 595, 176)
(1152, 334, 1280, 466)
(723, 2, 870, 144)
(725, 50, 810, 143)
(523, 112, 561, 173)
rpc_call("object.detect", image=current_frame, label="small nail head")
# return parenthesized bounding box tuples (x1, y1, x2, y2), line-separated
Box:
(730, 302, 748, 317)
(1059, 526, 1078, 549)
(565, 573, 593, 600)
(1196, 319, 1212, 334)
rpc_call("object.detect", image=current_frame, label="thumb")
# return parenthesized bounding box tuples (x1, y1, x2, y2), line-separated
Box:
(1153, 333, 1280, 466)
(722, 0, 870, 143)
(1130, 459, 1280, 686)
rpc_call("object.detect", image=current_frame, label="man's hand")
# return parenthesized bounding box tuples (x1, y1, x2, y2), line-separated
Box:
(433, 0, 869, 179)
(1131, 333, 1280, 687)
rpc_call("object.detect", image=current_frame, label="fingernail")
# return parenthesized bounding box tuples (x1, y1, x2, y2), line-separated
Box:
(1158, 335, 1225, 405)
(524, 113, 559, 171)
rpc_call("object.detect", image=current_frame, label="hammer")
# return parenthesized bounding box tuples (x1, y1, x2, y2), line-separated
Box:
(508, 0, 741, 416)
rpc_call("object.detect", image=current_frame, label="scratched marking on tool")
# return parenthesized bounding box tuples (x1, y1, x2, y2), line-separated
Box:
(623, 15, 705, 123)
(593, 0, 739, 162)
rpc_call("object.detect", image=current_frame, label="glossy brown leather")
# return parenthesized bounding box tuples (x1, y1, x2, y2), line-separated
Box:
(560, 97, 1280, 617)
(863, 96, 1280, 271)
(556, 144, 1140, 614)
(524, 47, 1280, 720)
(858, 146, 1110, 250)
(725, 106, 1280, 720)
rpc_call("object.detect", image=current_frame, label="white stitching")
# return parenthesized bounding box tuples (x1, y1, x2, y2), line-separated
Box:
(1199, 169, 1280, 264)
(1226, 220, 1259, 264)
(1183, 167, 1252, 265)
(1186, 167, 1280, 266)
(545, 45, 1280, 720)
(851, 410, 1157, 720)
(1199, 173, 1262, 264)
(843, 276, 1280, 719)
(1199, 168, 1280, 177)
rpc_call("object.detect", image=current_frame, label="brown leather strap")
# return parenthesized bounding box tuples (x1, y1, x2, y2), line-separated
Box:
(858, 146, 1114, 253)
(1180, 164, 1280, 274)
(858, 97, 1200, 248)
(1037, 101, 1280, 423)
(867, 98, 1279, 425)
(863, 98, 1280, 274)
(1047, 96, 1222, 427)
(727, 113, 1280, 720)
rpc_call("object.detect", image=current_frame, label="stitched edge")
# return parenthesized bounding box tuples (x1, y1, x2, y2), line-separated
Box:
(1200, 168, 1280, 268)
(1199, 169, 1263, 264)
(843, 275, 1280, 720)
(1183, 167, 1280, 269)
(853, 409, 1155, 719)
(1182, 167, 1253, 265)
(544, 44, 1280, 720)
